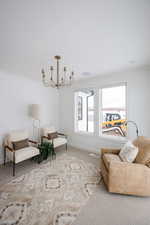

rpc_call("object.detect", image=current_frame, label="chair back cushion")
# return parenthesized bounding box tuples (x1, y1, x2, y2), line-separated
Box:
(42, 127, 56, 137)
(8, 130, 29, 142)
(48, 132, 58, 140)
(133, 136, 150, 164)
(12, 139, 29, 151)
(6, 130, 29, 149)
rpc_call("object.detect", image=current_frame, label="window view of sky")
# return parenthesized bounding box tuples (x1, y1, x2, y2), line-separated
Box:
(102, 86, 126, 109)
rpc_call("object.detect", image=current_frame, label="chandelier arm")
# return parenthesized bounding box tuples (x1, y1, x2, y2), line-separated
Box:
(56, 56, 60, 87)
(42, 55, 74, 89)
(43, 78, 57, 87)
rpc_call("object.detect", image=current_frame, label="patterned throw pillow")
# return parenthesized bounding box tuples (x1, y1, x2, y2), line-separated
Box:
(48, 132, 58, 140)
(12, 139, 29, 150)
(119, 141, 139, 163)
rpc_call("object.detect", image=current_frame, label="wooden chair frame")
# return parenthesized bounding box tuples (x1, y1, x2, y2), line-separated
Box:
(41, 133, 68, 151)
(4, 139, 38, 176)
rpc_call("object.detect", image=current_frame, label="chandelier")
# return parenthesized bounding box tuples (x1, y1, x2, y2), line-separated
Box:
(41, 55, 74, 88)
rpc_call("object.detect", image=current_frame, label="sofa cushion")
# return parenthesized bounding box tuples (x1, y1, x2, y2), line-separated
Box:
(119, 141, 138, 163)
(133, 136, 150, 165)
(103, 153, 121, 170)
(12, 139, 29, 150)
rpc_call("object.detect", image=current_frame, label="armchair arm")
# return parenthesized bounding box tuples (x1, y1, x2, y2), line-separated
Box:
(109, 161, 150, 196)
(101, 148, 121, 158)
(29, 140, 38, 144)
(5, 145, 14, 152)
(41, 135, 49, 143)
(42, 136, 49, 139)
(57, 132, 67, 138)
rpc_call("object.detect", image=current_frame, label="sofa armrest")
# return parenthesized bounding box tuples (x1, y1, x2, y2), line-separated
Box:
(109, 161, 150, 196)
(101, 148, 121, 158)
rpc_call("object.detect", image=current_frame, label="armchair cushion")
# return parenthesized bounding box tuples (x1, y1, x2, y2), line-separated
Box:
(8, 130, 28, 142)
(48, 132, 58, 139)
(46, 137, 67, 148)
(54, 137, 67, 148)
(6, 130, 29, 149)
(12, 139, 29, 151)
(7, 146, 39, 164)
(103, 153, 121, 170)
(42, 127, 56, 137)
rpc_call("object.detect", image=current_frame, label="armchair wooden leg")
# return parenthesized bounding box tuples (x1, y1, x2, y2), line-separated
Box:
(13, 151, 15, 176)
(13, 162, 15, 176)
(4, 147, 6, 165)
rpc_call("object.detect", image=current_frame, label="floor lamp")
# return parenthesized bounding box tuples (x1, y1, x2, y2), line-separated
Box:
(124, 120, 139, 137)
(30, 104, 41, 142)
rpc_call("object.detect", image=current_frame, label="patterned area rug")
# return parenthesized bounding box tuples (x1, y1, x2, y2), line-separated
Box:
(0, 154, 101, 225)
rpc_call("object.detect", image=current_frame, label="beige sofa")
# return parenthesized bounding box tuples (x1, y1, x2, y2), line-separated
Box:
(101, 137, 150, 196)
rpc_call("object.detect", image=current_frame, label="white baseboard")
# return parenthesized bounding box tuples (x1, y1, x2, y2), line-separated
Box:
(69, 143, 100, 154)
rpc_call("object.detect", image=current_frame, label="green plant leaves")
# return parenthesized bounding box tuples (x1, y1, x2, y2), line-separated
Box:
(37, 142, 55, 163)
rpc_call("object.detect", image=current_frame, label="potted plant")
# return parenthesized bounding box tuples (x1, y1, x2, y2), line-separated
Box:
(34, 142, 55, 163)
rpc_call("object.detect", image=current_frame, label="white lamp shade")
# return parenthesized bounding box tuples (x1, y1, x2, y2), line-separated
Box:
(30, 104, 40, 120)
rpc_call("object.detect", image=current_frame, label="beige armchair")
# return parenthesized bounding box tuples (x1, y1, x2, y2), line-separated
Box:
(4, 130, 40, 176)
(41, 127, 67, 151)
(101, 138, 150, 196)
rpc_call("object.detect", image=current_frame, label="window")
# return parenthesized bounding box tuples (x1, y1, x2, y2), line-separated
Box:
(100, 85, 127, 137)
(75, 89, 94, 133)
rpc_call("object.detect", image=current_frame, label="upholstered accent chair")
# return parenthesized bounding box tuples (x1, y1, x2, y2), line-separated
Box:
(101, 137, 150, 196)
(41, 127, 67, 151)
(4, 130, 40, 176)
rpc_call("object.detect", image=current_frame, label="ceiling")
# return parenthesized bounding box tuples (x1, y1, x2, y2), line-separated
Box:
(0, 0, 150, 81)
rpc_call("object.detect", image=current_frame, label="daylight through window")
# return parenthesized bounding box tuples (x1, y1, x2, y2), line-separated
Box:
(100, 85, 127, 137)
(75, 90, 94, 133)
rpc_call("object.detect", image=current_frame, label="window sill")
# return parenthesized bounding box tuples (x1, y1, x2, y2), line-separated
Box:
(100, 134, 127, 143)
(74, 131, 94, 136)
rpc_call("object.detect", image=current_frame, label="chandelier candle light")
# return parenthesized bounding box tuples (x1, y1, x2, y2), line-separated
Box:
(41, 55, 74, 88)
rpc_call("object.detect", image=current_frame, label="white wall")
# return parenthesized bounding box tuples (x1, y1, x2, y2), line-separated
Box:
(0, 70, 59, 164)
(59, 70, 150, 153)
(0, 69, 149, 162)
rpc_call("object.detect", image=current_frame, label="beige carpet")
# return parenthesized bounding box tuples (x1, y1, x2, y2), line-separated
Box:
(1, 147, 150, 225)
(74, 183, 150, 225)
(0, 153, 101, 225)
(73, 179, 150, 225)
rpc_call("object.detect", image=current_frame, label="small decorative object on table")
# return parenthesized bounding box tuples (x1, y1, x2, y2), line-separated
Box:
(36, 142, 55, 163)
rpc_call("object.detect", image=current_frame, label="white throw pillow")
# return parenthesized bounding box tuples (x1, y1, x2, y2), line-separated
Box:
(119, 141, 138, 163)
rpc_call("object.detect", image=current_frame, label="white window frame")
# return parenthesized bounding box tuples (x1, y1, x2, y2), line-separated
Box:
(73, 83, 127, 141)
(99, 82, 127, 141)
(74, 88, 95, 135)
